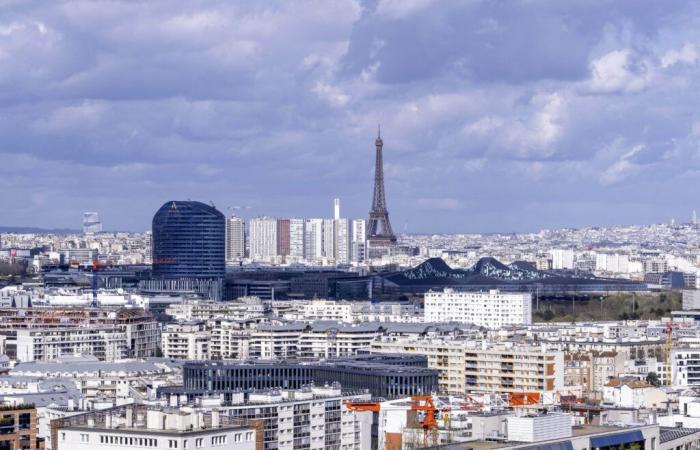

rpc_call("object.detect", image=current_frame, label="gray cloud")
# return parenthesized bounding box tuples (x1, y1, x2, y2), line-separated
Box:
(1, 0, 700, 233)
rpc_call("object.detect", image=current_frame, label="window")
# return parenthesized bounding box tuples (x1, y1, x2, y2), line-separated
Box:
(169, 439, 178, 448)
(195, 438, 203, 448)
(80, 433, 89, 443)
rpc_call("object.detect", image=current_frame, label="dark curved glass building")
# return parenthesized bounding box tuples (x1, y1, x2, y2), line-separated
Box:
(152, 201, 225, 279)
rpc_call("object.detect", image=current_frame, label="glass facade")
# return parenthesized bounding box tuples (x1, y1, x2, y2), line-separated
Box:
(152, 201, 225, 279)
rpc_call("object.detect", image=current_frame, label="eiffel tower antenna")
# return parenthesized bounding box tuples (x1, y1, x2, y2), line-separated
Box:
(366, 126, 396, 255)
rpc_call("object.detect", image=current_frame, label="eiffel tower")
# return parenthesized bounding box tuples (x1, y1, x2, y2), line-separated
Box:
(367, 126, 397, 252)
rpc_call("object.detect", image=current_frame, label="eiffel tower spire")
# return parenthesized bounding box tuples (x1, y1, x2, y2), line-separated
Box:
(367, 126, 396, 252)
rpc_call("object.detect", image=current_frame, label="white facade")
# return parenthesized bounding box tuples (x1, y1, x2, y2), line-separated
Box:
(249, 217, 277, 260)
(550, 248, 574, 270)
(424, 289, 532, 328)
(289, 219, 305, 259)
(82, 212, 102, 234)
(56, 409, 256, 450)
(304, 219, 324, 261)
(595, 252, 630, 273)
(322, 218, 335, 260)
(334, 218, 350, 264)
(351, 219, 366, 262)
(683, 290, 700, 310)
(225, 217, 245, 261)
(16, 327, 129, 362)
(507, 413, 572, 443)
(161, 322, 209, 360)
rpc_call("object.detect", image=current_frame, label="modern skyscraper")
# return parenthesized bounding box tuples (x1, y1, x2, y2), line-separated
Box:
(334, 198, 340, 220)
(152, 201, 225, 279)
(82, 212, 102, 234)
(225, 216, 245, 261)
(366, 127, 396, 258)
(289, 219, 305, 258)
(277, 219, 291, 257)
(351, 219, 366, 262)
(249, 217, 278, 260)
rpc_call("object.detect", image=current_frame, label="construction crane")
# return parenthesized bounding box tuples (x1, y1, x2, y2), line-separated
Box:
(345, 396, 439, 447)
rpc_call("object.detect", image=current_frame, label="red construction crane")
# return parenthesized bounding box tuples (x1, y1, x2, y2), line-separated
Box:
(346, 396, 439, 447)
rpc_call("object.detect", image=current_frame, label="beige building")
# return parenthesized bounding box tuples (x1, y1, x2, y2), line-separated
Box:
(370, 338, 564, 395)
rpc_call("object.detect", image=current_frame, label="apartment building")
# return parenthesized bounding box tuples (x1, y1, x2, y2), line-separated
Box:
(214, 386, 371, 450)
(424, 289, 532, 327)
(52, 404, 258, 450)
(370, 338, 564, 395)
(209, 320, 251, 360)
(161, 322, 209, 360)
(165, 298, 267, 321)
(16, 326, 129, 362)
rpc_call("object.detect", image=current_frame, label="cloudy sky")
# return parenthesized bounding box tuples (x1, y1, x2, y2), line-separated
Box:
(2, 0, 700, 233)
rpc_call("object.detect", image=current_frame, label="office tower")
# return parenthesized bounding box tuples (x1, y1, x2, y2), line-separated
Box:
(289, 219, 305, 258)
(144, 230, 153, 264)
(304, 219, 323, 261)
(334, 198, 340, 220)
(276, 219, 291, 257)
(225, 216, 245, 261)
(366, 127, 396, 258)
(334, 218, 350, 264)
(322, 218, 335, 259)
(152, 201, 225, 279)
(693, 210, 698, 226)
(82, 212, 102, 234)
(249, 217, 278, 260)
(351, 219, 366, 262)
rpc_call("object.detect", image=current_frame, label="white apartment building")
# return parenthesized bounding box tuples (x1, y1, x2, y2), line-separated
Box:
(55, 406, 257, 450)
(16, 327, 129, 362)
(249, 217, 278, 260)
(322, 218, 335, 260)
(209, 321, 251, 360)
(334, 218, 350, 264)
(371, 339, 565, 395)
(595, 252, 630, 274)
(289, 219, 305, 258)
(351, 219, 366, 262)
(304, 219, 324, 261)
(225, 216, 245, 261)
(161, 322, 209, 360)
(220, 386, 372, 450)
(298, 323, 379, 359)
(165, 298, 266, 321)
(424, 289, 532, 328)
(550, 249, 574, 270)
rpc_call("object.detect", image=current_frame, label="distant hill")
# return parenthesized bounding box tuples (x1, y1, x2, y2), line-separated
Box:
(0, 226, 81, 235)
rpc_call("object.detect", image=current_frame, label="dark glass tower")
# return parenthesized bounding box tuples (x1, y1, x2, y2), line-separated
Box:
(152, 201, 225, 279)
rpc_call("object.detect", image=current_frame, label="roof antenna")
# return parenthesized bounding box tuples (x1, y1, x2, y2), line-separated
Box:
(377, 124, 381, 139)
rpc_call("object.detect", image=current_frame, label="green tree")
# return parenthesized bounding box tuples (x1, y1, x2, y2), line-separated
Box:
(646, 372, 661, 387)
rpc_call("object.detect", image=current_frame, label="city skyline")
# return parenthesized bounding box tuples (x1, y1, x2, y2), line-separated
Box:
(3, 2, 700, 233)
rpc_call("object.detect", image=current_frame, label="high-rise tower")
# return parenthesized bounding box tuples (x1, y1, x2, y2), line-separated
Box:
(366, 126, 396, 257)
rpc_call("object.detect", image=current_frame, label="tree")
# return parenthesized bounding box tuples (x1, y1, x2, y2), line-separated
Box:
(646, 371, 661, 387)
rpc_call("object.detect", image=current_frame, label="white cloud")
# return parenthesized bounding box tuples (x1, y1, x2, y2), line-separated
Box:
(376, 0, 437, 19)
(599, 144, 644, 185)
(587, 49, 654, 93)
(661, 43, 699, 68)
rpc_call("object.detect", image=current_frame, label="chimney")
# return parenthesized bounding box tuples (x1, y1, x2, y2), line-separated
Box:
(212, 410, 220, 428)
(126, 408, 133, 428)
